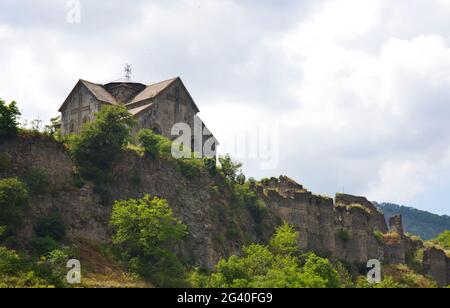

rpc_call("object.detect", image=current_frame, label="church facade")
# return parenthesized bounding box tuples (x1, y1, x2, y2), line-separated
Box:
(58, 77, 218, 157)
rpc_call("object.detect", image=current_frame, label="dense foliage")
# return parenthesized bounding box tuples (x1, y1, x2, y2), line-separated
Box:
(137, 129, 172, 159)
(431, 230, 450, 250)
(377, 203, 450, 240)
(69, 105, 136, 184)
(110, 194, 188, 287)
(34, 213, 66, 241)
(22, 167, 50, 195)
(0, 178, 29, 237)
(218, 155, 243, 184)
(0, 246, 70, 288)
(190, 223, 341, 288)
(0, 98, 21, 141)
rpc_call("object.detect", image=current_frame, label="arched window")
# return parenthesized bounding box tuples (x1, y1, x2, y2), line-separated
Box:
(152, 126, 162, 135)
(69, 121, 76, 133)
(82, 116, 90, 125)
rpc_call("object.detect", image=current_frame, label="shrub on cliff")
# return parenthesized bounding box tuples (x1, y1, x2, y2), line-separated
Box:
(218, 155, 242, 184)
(230, 184, 267, 225)
(431, 230, 450, 250)
(22, 167, 50, 195)
(0, 246, 68, 288)
(34, 212, 66, 241)
(355, 276, 406, 288)
(0, 178, 29, 237)
(69, 105, 136, 184)
(137, 129, 172, 159)
(189, 223, 341, 288)
(110, 194, 188, 287)
(0, 98, 21, 141)
(269, 223, 299, 256)
(0, 153, 12, 173)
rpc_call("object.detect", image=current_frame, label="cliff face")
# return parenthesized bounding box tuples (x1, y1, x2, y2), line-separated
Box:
(1, 135, 449, 285)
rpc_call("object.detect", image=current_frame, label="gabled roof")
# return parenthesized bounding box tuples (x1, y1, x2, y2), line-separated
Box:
(58, 79, 117, 112)
(59, 77, 200, 114)
(80, 80, 117, 105)
(128, 103, 155, 116)
(127, 77, 178, 105)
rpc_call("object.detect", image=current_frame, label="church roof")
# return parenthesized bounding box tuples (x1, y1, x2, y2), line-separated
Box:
(127, 77, 178, 105)
(59, 77, 200, 113)
(127, 103, 155, 116)
(80, 80, 118, 105)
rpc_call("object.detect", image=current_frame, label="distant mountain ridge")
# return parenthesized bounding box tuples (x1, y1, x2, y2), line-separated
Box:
(376, 202, 450, 240)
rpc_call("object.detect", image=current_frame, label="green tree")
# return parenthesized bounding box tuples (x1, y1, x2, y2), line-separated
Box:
(137, 129, 172, 159)
(432, 230, 450, 250)
(300, 253, 340, 288)
(0, 98, 21, 141)
(34, 212, 66, 241)
(110, 194, 187, 287)
(219, 155, 242, 183)
(270, 223, 299, 256)
(22, 167, 50, 195)
(70, 105, 136, 184)
(356, 276, 405, 288)
(189, 223, 342, 289)
(0, 178, 29, 236)
(43, 116, 61, 136)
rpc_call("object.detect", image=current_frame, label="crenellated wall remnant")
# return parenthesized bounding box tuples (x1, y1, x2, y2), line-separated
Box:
(423, 247, 449, 287)
(389, 214, 405, 236)
(0, 135, 449, 286)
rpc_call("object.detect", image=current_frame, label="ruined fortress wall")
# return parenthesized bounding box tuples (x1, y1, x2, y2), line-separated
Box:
(1, 135, 449, 284)
(424, 247, 449, 287)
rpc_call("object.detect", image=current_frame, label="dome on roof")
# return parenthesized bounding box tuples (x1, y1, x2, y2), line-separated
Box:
(106, 77, 144, 84)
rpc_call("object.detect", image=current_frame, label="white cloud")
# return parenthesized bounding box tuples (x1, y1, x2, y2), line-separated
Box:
(272, 1, 450, 209)
(1, 0, 450, 213)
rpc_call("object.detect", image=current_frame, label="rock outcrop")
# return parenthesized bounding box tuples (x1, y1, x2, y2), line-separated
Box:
(1, 135, 449, 286)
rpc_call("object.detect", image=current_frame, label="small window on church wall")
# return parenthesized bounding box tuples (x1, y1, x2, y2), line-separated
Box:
(70, 122, 75, 133)
(82, 116, 89, 125)
(152, 126, 161, 135)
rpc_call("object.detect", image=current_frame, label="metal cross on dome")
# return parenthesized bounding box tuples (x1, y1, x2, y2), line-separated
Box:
(124, 64, 132, 81)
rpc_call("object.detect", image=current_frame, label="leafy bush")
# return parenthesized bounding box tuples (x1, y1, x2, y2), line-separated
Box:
(189, 223, 341, 288)
(204, 158, 218, 176)
(0, 98, 21, 141)
(218, 155, 242, 184)
(269, 223, 299, 256)
(247, 199, 268, 226)
(231, 184, 267, 225)
(0, 246, 22, 275)
(137, 129, 172, 159)
(0, 178, 29, 236)
(337, 229, 350, 243)
(356, 276, 405, 288)
(110, 194, 188, 287)
(0, 246, 68, 288)
(69, 105, 136, 184)
(34, 213, 66, 241)
(177, 158, 204, 180)
(374, 230, 384, 245)
(431, 230, 450, 250)
(0, 153, 11, 173)
(31, 236, 60, 256)
(22, 167, 50, 195)
(236, 173, 246, 185)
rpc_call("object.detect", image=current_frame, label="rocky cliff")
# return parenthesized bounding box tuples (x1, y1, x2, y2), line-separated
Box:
(1, 134, 449, 286)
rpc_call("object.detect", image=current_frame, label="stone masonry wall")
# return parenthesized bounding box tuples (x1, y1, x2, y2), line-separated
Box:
(0, 135, 449, 284)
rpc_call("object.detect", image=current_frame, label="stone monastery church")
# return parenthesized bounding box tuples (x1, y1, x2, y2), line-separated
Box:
(58, 72, 218, 156)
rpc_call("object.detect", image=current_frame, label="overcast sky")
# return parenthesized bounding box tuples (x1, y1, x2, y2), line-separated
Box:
(1, 0, 450, 215)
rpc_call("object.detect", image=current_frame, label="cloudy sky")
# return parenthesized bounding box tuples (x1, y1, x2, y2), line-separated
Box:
(1, 0, 450, 214)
